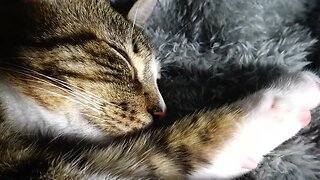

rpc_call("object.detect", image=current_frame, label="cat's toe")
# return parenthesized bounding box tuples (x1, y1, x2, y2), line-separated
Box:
(240, 156, 258, 170)
(276, 71, 320, 109)
(265, 71, 320, 128)
(298, 108, 311, 127)
(298, 71, 320, 108)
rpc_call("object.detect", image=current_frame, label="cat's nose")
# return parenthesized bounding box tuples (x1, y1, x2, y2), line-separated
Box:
(148, 105, 166, 119)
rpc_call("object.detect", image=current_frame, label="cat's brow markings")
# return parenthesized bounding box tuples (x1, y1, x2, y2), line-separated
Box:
(25, 32, 98, 49)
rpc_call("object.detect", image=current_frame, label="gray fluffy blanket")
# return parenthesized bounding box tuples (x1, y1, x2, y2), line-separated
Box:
(144, 0, 320, 179)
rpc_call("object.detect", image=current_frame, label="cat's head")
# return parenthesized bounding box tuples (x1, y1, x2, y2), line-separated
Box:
(0, 0, 164, 137)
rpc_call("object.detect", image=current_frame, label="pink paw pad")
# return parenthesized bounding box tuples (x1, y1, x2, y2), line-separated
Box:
(241, 157, 258, 170)
(299, 108, 311, 127)
(270, 102, 278, 112)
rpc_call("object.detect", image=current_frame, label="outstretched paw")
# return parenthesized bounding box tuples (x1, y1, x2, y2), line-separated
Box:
(190, 71, 320, 179)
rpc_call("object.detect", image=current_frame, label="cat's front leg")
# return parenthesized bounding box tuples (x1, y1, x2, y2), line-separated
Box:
(190, 71, 320, 179)
(76, 71, 320, 179)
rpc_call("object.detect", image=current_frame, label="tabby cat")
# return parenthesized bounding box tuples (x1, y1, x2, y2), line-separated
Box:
(0, 0, 319, 179)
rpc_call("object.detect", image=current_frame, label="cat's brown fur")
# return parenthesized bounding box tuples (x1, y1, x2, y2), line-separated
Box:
(0, 0, 165, 136)
(0, 1, 247, 178)
(0, 105, 244, 179)
(0, 0, 315, 179)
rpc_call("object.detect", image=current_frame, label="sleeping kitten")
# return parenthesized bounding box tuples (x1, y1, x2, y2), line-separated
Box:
(0, 0, 319, 179)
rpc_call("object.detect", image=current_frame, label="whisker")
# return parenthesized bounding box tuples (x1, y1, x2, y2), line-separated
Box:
(26, 84, 103, 114)
(131, 0, 140, 42)
(0, 61, 118, 107)
(24, 75, 103, 107)
(0, 65, 120, 108)
(47, 133, 65, 144)
(27, 69, 118, 107)
(40, 75, 115, 104)
(18, 77, 110, 112)
(1, 67, 103, 107)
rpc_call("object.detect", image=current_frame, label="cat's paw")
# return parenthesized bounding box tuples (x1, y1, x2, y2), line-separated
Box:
(261, 71, 320, 112)
(190, 71, 320, 179)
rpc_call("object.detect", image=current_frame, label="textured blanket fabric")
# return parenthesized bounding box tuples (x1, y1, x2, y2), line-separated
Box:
(144, 0, 320, 179)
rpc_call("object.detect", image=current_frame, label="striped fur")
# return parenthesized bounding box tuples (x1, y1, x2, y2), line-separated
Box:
(0, 0, 317, 179)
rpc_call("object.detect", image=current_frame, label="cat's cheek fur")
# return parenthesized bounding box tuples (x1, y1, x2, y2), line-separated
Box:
(0, 81, 105, 140)
(189, 71, 320, 179)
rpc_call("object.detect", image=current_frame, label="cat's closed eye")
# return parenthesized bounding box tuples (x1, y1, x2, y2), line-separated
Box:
(105, 41, 136, 79)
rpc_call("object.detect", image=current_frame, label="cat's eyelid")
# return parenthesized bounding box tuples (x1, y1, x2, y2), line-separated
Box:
(106, 42, 136, 80)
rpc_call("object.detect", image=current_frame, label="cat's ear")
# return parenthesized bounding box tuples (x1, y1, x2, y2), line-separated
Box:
(127, 0, 157, 27)
(110, 0, 157, 27)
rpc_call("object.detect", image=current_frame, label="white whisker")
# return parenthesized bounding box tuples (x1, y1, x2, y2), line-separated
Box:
(27, 69, 118, 106)
(26, 84, 102, 114)
(20, 77, 109, 111)
(1, 68, 103, 108)
(0, 65, 120, 109)
(131, 1, 140, 41)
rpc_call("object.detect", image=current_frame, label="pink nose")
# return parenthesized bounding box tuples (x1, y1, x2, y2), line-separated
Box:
(149, 106, 167, 119)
